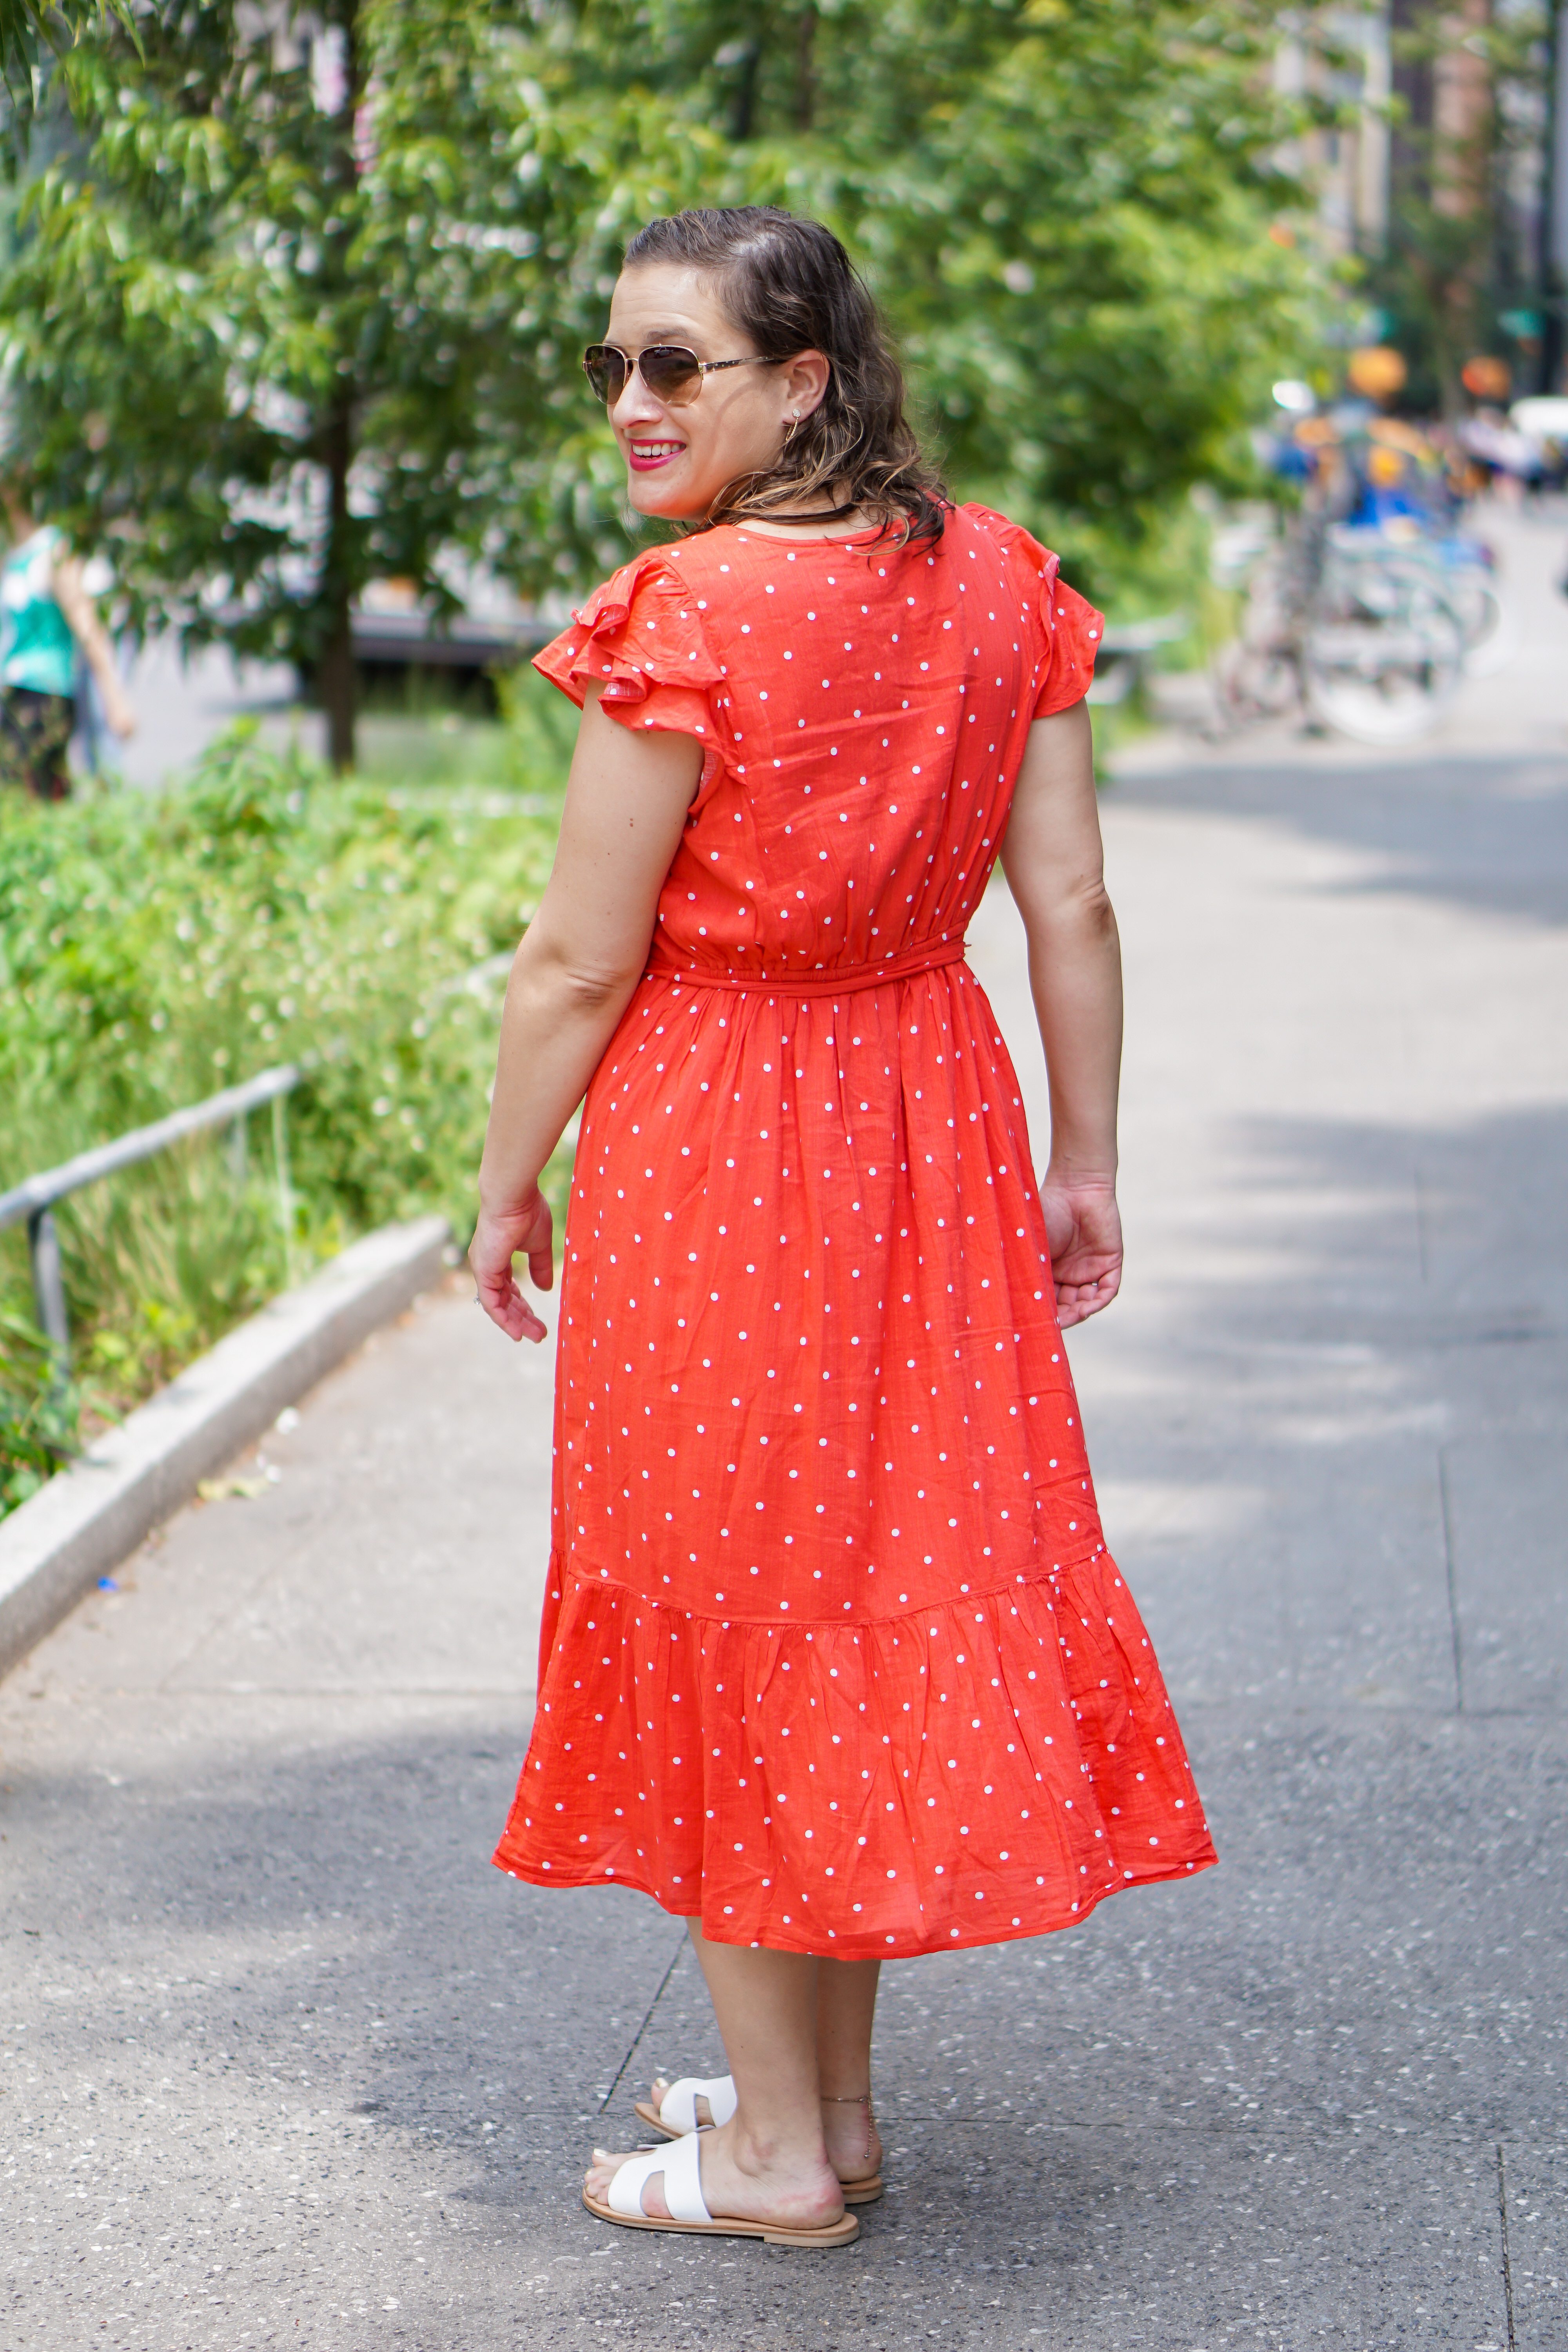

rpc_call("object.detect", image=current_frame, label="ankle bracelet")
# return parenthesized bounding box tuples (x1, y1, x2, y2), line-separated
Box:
(820, 2091, 873, 2104)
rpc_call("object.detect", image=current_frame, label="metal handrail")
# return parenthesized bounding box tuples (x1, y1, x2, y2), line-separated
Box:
(3, 937, 512, 1378)
(0, 1065, 303, 1370)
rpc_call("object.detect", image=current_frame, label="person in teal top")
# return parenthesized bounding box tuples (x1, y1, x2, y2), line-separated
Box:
(1, 475, 136, 799)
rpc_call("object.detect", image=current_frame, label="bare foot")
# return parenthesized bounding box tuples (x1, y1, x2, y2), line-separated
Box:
(588, 2118, 845, 2228)
(819, 2092, 882, 2186)
(645, 2076, 882, 2186)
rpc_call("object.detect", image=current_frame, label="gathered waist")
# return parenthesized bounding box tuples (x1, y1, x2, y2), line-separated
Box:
(646, 934, 967, 1000)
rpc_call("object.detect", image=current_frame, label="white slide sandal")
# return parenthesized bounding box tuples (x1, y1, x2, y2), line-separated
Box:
(582, 2130, 859, 2247)
(633, 2074, 739, 2138)
(633, 2073, 884, 2205)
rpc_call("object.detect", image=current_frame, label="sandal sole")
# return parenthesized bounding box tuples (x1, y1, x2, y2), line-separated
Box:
(582, 2187, 860, 2247)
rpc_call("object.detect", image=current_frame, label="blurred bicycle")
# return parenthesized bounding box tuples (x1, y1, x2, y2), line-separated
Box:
(1213, 506, 1468, 745)
(1212, 395, 1505, 744)
(1336, 432, 1516, 681)
(1407, 530, 1516, 679)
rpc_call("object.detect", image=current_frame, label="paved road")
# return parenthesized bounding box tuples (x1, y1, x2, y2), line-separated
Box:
(4, 665, 1567, 2341)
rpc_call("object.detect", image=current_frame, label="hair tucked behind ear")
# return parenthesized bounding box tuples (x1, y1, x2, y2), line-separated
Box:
(622, 205, 947, 547)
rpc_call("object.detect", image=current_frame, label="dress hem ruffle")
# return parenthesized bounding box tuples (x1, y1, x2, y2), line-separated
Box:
(492, 1552, 1217, 1958)
(488, 1845, 1218, 1963)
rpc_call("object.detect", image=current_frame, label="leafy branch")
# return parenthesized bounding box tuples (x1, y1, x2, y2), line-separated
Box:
(0, 0, 134, 109)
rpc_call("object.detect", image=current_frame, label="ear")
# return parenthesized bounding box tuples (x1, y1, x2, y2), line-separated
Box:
(780, 349, 830, 421)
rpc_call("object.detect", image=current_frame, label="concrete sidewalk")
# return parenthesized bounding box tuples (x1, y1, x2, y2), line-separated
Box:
(4, 711, 1568, 2341)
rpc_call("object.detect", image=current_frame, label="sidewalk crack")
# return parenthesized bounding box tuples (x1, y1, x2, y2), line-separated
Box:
(597, 1933, 687, 2116)
(1438, 1443, 1465, 1715)
(1496, 2141, 1517, 2352)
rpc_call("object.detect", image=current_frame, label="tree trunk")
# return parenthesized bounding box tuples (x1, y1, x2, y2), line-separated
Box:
(317, 0, 363, 771)
(1540, 0, 1565, 393)
(318, 394, 356, 771)
(728, 37, 761, 142)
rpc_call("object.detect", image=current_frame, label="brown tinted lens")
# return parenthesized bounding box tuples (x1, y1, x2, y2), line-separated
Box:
(583, 346, 627, 405)
(637, 345, 704, 406)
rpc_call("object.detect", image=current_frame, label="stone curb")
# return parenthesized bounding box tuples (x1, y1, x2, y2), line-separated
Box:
(0, 1215, 451, 1678)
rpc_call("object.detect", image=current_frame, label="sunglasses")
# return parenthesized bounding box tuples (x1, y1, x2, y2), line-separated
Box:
(582, 343, 772, 410)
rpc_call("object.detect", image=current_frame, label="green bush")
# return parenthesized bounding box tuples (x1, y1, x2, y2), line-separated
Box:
(0, 690, 572, 1513)
(0, 1312, 81, 1514)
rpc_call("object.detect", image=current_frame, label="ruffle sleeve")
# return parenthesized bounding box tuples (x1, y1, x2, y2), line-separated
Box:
(961, 503, 1103, 719)
(532, 549, 723, 746)
(1032, 575, 1103, 717)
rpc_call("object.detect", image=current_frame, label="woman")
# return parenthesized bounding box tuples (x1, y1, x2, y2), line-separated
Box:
(474, 206, 1215, 2249)
(1, 474, 136, 799)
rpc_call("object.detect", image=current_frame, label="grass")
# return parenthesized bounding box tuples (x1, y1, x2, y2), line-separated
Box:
(0, 665, 576, 1516)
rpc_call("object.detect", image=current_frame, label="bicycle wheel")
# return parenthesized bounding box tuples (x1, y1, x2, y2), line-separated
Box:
(1301, 556, 1467, 744)
(1212, 550, 1303, 726)
(1447, 570, 1518, 678)
(1212, 636, 1300, 727)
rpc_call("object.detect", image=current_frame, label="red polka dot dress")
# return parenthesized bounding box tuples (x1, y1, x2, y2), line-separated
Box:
(493, 503, 1216, 1956)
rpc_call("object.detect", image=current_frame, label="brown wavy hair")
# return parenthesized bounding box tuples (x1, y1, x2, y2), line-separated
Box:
(621, 206, 947, 547)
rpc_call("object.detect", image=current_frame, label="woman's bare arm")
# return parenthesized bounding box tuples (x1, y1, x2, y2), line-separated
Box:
(472, 688, 703, 1340)
(998, 698, 1123, 1326)
(50, 554, 137, 739)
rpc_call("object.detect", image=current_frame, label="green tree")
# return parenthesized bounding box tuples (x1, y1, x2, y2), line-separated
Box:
(0, 1, 721, 766)
(740, 0, 1318, 573)
(0, 0, 118, 105)
(2, 0, 1316, 768)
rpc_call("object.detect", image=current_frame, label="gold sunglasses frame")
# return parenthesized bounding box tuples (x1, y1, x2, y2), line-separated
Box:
(582, 344, 773, 409)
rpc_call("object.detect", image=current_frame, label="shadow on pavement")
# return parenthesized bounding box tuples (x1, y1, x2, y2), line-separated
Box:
(1112, 751, 1568, 932)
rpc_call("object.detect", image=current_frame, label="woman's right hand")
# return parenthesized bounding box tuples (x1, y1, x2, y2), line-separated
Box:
(470, 1194, 555, 1343)
(1040, 1176, 1123, 1328)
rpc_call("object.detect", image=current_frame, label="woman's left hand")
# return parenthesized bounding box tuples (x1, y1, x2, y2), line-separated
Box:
(470, 1194, 555, 1342)
(1040, 1178, 1123, 1328)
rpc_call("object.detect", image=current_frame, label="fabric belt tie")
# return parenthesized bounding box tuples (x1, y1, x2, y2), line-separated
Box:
(646, 934, 967, 1000)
